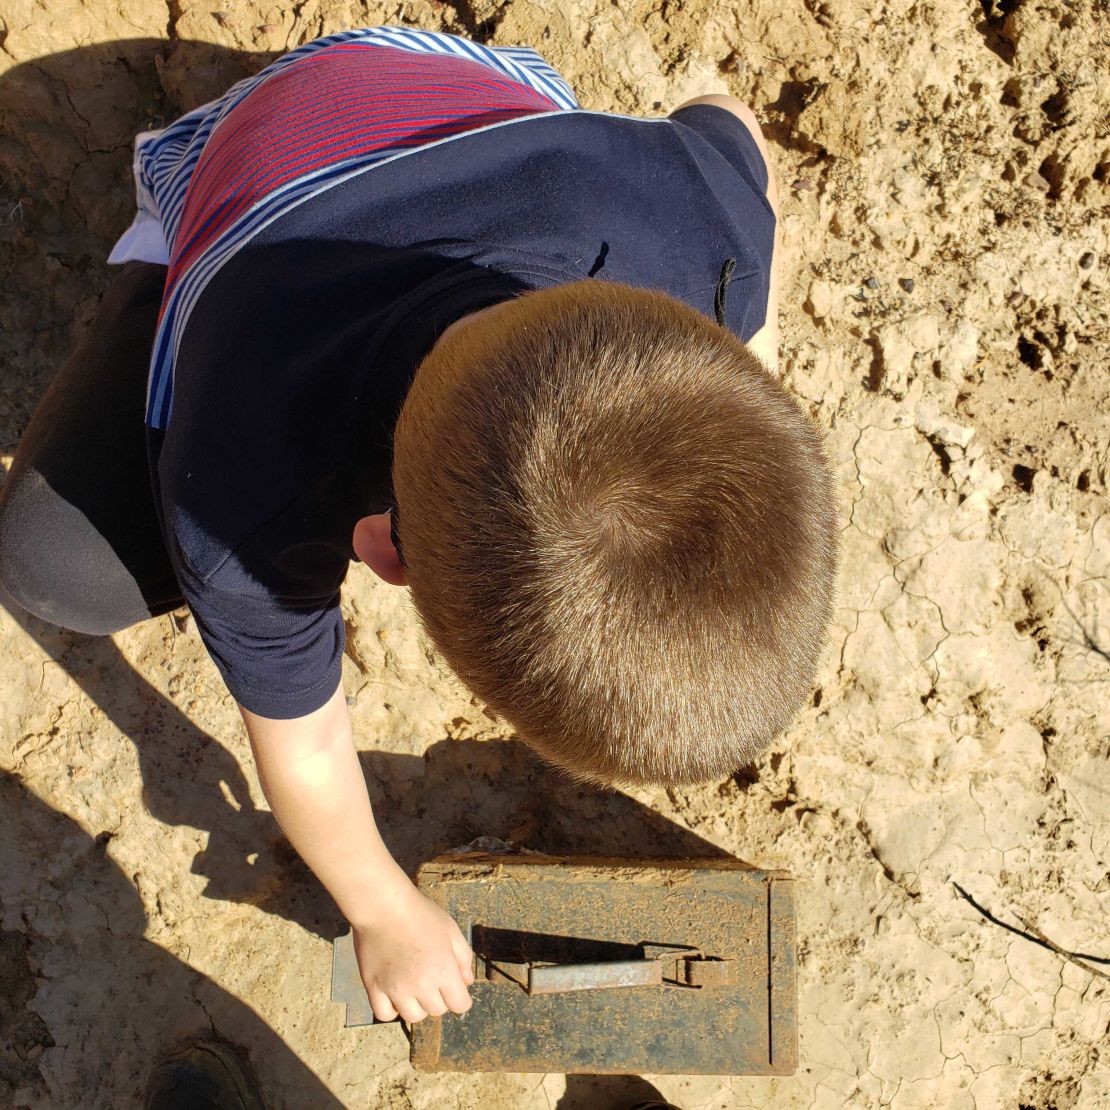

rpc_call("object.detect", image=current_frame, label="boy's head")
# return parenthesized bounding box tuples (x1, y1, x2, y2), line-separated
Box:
(388, 280, 838, 786)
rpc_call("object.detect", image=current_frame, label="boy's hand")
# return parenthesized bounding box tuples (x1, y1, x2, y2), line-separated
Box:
(353, 884, 475, 1024)
(238, 688, 474, 1023)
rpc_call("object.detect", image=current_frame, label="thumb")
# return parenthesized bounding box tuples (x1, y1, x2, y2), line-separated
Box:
(452, 933, 476, 985)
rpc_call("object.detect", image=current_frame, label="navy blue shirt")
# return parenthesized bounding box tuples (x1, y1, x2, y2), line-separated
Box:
(149, 104, 775, 717)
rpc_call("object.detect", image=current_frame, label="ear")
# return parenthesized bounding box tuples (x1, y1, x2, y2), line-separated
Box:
(353, 513, 406, 586)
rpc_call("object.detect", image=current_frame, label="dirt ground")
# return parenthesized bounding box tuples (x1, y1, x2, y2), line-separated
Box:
(2, 0, 1109, 1106)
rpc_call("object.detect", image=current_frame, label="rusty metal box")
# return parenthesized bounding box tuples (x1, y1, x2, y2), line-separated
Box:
(335, 851, 797, 1075)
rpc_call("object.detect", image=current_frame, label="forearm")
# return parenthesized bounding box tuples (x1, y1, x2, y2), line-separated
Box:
(239, 685, 408, 927)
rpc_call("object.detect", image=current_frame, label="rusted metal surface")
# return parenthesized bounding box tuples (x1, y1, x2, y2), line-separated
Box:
(331, 931, 377, 1028)
(526, 958, 664, 994)
(473, 945, 739, 995)
(411, 853, 796, 1074)
(332, 853, 797, 1072)
(768, 871, 799, 1072)
(480, 957, 528, 986)
(683, 957, 739, 988)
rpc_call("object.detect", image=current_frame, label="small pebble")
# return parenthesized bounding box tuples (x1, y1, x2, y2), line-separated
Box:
(1007, 290, 1024, 304)
(899, 277, 915, 293)
(864, 276, 880, 290)
(806, 279, 833, 318)
(1079, 251, 1096, 270)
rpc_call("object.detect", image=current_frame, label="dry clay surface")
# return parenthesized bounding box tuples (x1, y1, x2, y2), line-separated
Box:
(1, 0, 1109, 1106)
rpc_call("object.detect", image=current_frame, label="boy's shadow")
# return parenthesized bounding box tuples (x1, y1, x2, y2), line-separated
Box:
(2, 33, 737, 1105)
(1, 28, 736, 935)
(0, 771, 344, 1108)
(2, 601, 731, 1108)
(0, 37, 281, 450)
(4, 594, 733, 944)
(1, 773, 695, 1106)
(358, 735, 733, 879)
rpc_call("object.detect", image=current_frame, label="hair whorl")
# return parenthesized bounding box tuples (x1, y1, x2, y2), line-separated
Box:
(393, 281, 838, 785)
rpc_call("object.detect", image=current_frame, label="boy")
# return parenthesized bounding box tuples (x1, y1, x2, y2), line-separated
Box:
(0, 28, 837, 1026)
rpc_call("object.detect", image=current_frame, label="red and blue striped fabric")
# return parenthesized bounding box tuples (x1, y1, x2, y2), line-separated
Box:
(109, 28, 578, 428)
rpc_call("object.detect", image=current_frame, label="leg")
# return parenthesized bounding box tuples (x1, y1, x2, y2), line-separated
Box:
(0, 262, 183, 634)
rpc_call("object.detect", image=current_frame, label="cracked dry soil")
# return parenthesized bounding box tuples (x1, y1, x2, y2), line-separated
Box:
(1, 0, 1109, 1107)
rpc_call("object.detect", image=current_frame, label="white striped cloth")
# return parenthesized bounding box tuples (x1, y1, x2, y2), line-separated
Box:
(107, 27, 579, 427)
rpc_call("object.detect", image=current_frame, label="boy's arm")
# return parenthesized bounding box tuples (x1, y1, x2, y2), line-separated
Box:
(239, 685, 474, 1022)
(672, 94, 781, 375)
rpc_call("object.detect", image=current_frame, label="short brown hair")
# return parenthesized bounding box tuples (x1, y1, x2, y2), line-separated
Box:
(393, 281, 838, 785)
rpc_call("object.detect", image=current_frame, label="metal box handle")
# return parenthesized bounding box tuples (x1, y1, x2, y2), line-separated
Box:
(478, 944, 738, 994)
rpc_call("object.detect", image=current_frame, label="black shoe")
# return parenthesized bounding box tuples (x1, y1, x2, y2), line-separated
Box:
(145, 1039, 266, 1110)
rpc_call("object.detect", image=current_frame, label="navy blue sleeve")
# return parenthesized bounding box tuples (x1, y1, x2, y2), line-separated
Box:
(170, 549, 346, 719)
(666, 104, 776, 340)
(668, 103, 772, 199)
(158, 479, 351, 720)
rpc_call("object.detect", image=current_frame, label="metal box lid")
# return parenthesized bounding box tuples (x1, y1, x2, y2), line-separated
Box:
(335, 851, 797, 1075)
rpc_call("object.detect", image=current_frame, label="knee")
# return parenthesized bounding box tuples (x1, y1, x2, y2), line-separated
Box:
(0, 469, 136, 635)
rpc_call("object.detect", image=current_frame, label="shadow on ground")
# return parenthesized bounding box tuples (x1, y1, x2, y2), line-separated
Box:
(1, 596, 732, 1106)
(1, 35, 738, 1108)
(0, 771, 344, 1107)
(4, 590, 733, 943)
(558, 1074, 679, 1108)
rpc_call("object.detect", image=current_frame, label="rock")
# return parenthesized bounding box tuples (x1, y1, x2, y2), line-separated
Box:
(945, 318, 980, 376)
(997, 497, 1078, 567)
(906, 312, 941, 351)
(875, 324, 915, 392)
(951, 454, 1005, 500)
(1079, 251, 1096, 270)
(864, 276, 880, 290)
(806, 279, 834, 319)
(871, 314, 942, 393)
(915, 400, 975, 448)
(899, 277, 915, 293)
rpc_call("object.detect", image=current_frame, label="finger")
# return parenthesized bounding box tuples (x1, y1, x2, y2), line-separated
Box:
(368, 988, 397, 1023)
(395, 997, 429, 1025)
(416, 990, 449, 1018)
(439, 976, 473, 1015)
(451, 934, 476, 985)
